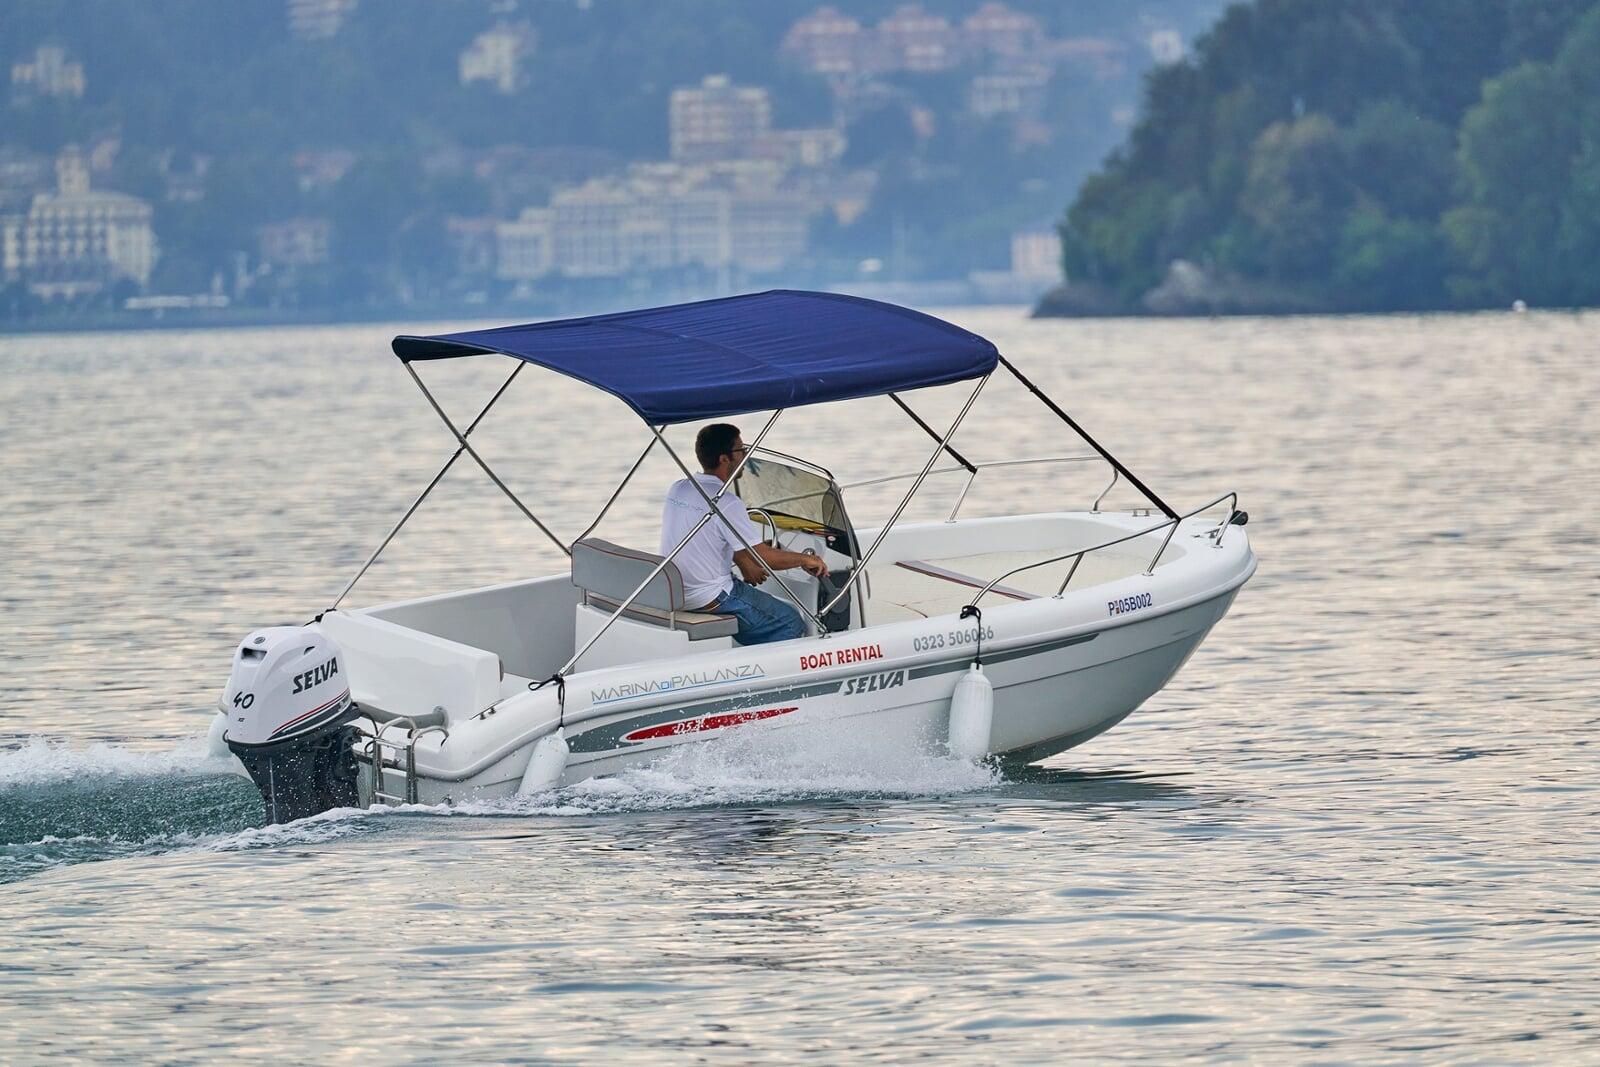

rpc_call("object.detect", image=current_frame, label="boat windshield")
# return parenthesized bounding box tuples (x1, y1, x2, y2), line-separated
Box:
(734, 453, 859, 559)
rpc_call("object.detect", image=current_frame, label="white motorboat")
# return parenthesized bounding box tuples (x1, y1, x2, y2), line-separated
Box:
(212, 291, 1255, 822)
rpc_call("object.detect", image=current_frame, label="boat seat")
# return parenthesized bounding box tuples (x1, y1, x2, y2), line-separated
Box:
(570, 537, 738, 640)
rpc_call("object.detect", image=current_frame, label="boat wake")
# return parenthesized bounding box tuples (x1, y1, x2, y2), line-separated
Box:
(463, 722, 1003, 818)
(1, 728, 999, 883)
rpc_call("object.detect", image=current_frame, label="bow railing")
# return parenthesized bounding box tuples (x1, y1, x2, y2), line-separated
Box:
(964, 491, 1242, 607)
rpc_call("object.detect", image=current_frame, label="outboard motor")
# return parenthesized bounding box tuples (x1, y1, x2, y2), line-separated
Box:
(222, 626, 359, 823)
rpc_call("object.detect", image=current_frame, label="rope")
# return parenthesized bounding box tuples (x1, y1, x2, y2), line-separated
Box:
(529, 673, 567, 729)
(960, 604, 984, 666)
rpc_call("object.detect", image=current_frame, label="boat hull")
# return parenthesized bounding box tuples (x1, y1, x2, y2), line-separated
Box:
(369, 571, 1248, 805)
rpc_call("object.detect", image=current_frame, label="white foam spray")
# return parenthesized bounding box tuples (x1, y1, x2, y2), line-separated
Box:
(1, 724, 1002, 880)
(0, 735, 242, 788)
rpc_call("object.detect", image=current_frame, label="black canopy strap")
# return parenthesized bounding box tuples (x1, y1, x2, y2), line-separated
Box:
(997, 355, 1178, 521)
(889, 392, 977, 474)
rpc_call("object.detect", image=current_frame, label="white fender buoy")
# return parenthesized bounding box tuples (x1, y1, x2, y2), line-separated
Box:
(517, 728, 569, 794)
(947, 664, 994, 761)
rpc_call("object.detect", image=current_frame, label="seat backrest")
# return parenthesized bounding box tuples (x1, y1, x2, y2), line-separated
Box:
(570, 537, 690, 613)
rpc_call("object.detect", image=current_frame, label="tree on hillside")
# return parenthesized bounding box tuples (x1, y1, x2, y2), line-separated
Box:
(1051, 0, 1600, 314)
(1446, 6, 1600, 307)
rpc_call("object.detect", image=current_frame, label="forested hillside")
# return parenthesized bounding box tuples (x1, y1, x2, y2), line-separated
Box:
(1042, 0, 1600, 315)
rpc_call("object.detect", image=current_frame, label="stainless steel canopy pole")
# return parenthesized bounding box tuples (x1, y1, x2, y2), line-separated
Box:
(328, 361, 525, 611)
(650, 419, 827, 633)
(572, 433, 659, 546)
(820, 373, 990, 618)
(555, 411, 789, 677)
(405, 362, 572, 558)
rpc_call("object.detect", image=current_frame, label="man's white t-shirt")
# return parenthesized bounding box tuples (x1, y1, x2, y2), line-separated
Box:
(660, 473, 764, 608)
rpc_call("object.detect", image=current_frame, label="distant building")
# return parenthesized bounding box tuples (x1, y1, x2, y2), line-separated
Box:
(498, 160, 818, 281)
(967, 68, 1050, 119)
(11, 45, 86, 100)
(962, 3, 1043, 57)
(495, 207, 553, 281)
(0, 147, 52, 198)
(548, 183, 629, 277)
(1010, 229, 1061, 279)
(781, 7, 872, 77)
(287, 0, 359, 40)
(968, 229, 1063, 302)
(446, 216, 498, 278)
(877, 4, 957, 71)
(728, 195, 812, 273)
(257, 217, 331, 268)
(670, 76, 772, 163)
(784, 3, 1099, 90)
(1, 148, 157, 299)
(662, 191, 731, 269)
(460, 22, 535, 94)
(753, 128, 846, 170)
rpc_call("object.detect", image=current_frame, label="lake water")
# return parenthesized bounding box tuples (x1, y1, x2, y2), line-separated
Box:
(1, 309, 1596, 1062)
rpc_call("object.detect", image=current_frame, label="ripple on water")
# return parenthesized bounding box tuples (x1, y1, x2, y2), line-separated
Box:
(0, 311, 1597, 1061)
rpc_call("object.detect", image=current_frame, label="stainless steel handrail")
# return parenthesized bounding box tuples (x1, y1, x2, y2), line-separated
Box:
(555, 412, 814, 678)
(945, 468, 980, 522)
(819, 374, 990, 618)
(1092, 468, 1119, 512)
(747, 507, 781, 547)
(965, 491, 1240, 606)
(945, 454, 1112, 522)
(836, 453, 1102, 494)
(360, 716, 449, 806)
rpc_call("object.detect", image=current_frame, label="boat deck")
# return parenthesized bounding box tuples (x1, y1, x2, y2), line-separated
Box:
(865, 548, 1153, 622)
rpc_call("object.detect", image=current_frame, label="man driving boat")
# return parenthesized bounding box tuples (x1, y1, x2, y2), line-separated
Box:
(661, 423, 829, 645)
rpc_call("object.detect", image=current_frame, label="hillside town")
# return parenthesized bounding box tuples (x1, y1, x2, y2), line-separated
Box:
(0, 2, 1212, 323)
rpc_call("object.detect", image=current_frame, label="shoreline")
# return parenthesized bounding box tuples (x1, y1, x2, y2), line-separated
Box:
(4, 296, 1591, 338)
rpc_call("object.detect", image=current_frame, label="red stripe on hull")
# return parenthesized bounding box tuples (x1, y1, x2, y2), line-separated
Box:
(624, 706, 798, 743)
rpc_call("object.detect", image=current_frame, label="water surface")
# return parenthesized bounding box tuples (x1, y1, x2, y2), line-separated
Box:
(1, 309, 1596, 1062)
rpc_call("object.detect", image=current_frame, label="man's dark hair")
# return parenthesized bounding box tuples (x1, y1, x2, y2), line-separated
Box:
(695, 423, 741, 470)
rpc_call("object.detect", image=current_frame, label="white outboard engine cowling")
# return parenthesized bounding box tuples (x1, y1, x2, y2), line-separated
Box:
(222, 625, 359, 823)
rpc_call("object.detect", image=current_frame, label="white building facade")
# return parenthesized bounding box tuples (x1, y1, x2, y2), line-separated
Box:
(670, 76, 773, 163)
(2, 149, 158, 299)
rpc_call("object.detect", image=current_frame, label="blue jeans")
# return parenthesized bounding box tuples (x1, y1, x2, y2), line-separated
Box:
(710, 580, 807, 646)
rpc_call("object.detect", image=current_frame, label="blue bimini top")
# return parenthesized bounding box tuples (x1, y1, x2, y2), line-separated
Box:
(391, 290, 999, 425)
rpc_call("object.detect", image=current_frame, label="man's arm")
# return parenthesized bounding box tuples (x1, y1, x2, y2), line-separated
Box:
(735, 544, 828, 583)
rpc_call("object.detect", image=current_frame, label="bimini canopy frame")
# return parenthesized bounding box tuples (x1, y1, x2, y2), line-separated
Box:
(328, 290, 998, 613)
(328, 292, 1176, 684)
